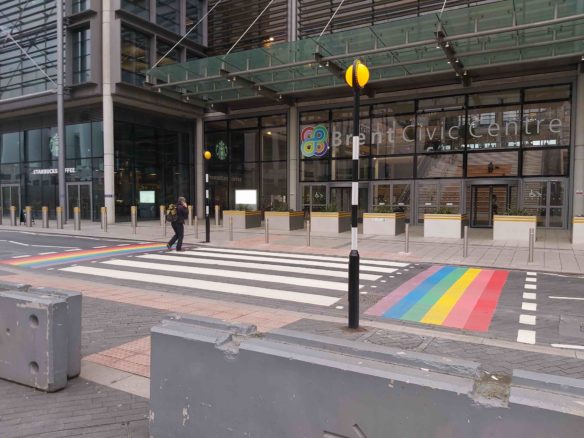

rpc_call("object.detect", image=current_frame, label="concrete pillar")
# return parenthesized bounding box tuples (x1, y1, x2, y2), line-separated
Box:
(574, 71, 584, 216)
(288, 0, 298, 42)
(288, 106, 299, 210)
(196, 118, 205, 219)
(102, 0, 116, 224)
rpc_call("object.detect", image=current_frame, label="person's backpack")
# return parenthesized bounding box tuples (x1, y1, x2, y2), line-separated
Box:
(166, 204, 178, 222)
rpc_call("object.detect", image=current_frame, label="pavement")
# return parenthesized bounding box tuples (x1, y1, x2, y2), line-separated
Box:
(1, 225, 584, 437)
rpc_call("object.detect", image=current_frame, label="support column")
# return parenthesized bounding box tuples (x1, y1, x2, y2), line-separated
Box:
(288, 106, 299, 210)
(196, 118, 205, 218)
(573, 70, 584, 217)
(56, 0, 66, 221)
(102, 0, 115, 224)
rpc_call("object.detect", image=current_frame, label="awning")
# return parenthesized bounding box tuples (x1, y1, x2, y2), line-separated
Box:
(147, 0, 584, 109)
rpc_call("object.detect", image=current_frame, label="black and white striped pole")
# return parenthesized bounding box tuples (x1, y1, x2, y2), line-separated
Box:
(345, 59, 370, 329)
(204, 150, 212, 243)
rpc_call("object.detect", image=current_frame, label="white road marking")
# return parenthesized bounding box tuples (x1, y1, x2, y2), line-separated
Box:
(183, 250, 397, 274)
(60, 266, 339, 306)
(116, 244, 131, 247)
(517, 330, 536, 344)
(101, 259, 353, 292)
(191, 247, 410, 268)
(525, 277, 537, 283)
(65, 248, 82, 252)
(551, 344, 584, 351)
(549, 296, 584, 301)
(8, 241, 29, 246)
(522, 302, 537, 311)
(522, 292, 537, 300)
(92, 246, 108, 249)
(381, 280, 386, 283)
(519, 314, 536, 325)
(524, 284, 537, 290)
(38, 252, 57, 255)
(11, 255, 31, 259)
(526, 272, 538, 276)
(137, 254, 381, 281)
(335, 306, 344, 309)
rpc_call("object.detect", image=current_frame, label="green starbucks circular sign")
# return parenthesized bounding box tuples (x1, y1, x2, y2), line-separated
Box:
(215, 140, 228, 160)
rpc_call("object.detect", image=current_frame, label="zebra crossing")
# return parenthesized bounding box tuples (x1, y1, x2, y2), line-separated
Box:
(59, 246, 411, 308)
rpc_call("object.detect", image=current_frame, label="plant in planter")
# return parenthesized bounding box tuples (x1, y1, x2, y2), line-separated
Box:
(493, 208, 536, 242)
(265, 200, 304, 231)
(573, 214, 584, 245)
(310, 204, 350, 233)
(423, 206, 465, 239)
(364, 205, 406, 236)
(223, 205, 262, 229)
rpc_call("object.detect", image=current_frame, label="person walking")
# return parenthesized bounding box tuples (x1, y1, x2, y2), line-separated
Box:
(166, 196, 189, 251)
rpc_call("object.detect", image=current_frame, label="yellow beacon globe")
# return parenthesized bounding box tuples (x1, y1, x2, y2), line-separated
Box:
(345, 61, 370, 89)
(204, 150, 212, 160)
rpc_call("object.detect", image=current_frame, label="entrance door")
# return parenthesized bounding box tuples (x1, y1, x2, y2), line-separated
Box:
(330, 186, 368, 218)
(471, 185, 508, 228)
(522, 180, 566, 228)
(1, 184, 21, 217)
(67, 183, 92, 220)
(372, 182, 412, 220)
(302, 184, 327, 213)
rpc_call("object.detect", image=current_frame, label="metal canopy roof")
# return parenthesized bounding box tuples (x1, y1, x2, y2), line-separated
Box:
(147, 0, 584, 110)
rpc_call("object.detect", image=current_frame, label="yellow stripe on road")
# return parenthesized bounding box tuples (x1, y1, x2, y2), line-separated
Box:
(421, 268, 481, 325)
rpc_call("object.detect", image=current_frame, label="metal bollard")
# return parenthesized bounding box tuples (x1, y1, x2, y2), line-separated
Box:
(42, 206, 49, 228)
(25, 206, 32, 227)
(10, 206, 16, 226)
(265, 218, 269, 244)
(215, 205, 220, 226)
(229, 217, 233, 241)
(188, 205, 193, 226)
(73, 207, 80, 231)
(0, 207, 2, 225)
(160, 205, 166, 227)
(163, 215, 167, 237)
(56, 207, 63, 229)
(131, 206, 137, 234)
(463, 225, 469, 258)
(306, 220, 311, 247)
(194, 216, 199, 239)
(100, 207, 107, 232)
(528, 228, 535, 263)
(404, 223, 410, 254)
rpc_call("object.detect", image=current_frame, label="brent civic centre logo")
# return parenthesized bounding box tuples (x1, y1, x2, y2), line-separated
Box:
(301, 124, 329, 158)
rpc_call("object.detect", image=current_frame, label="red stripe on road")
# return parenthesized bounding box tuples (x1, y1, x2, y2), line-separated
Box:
(463, 270, 509, 332)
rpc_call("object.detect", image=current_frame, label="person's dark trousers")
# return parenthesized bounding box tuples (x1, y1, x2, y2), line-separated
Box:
(168, 222, 185, 250)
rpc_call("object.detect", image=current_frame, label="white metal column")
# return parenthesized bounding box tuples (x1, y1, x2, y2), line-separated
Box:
(102, 0, 116, 224)
(196, 117, 205, 218)
(573, 70, 584, 216)
(288, 106, 299, 210)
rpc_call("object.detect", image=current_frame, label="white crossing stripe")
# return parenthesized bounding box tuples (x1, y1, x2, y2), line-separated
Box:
(519, 314, 536, 325)
(522, 292, 536, 300)
(60, 266, 339, 306)
(191, 247, 409, 268)
(11, 255, 31, 258)
(526, 272, 538, 276)
(38, 251, 56, 255)
(184, 250, 397, 274)
(101, 259, 354, 292)
(522, 302, 537, 311)
(517, 330, 536, 344)
(525, 277, 537, 283)
(137, 254, 382, 281)
(524, 284, 537, 290)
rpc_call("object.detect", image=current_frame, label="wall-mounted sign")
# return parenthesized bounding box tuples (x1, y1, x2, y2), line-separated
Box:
(301, 124, 329, 158)
(215, 140, 228, 160)
(31, 167, 75, 175)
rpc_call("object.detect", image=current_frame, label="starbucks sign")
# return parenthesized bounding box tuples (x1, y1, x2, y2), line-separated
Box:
(215, 140, 228, 160)
(49, 133, 59, 158)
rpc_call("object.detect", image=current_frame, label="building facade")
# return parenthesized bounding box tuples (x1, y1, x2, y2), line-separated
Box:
(1, 0, 584, 230)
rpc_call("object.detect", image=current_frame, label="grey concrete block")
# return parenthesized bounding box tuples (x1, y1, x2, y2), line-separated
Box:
(0, 280, 30, 291)
(149, 318, 584, 438)
(0, 291, 69, 392)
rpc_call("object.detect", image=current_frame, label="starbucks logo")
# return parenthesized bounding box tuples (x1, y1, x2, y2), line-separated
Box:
(215, 140, 228, 160)
(49, 134, 59, 158)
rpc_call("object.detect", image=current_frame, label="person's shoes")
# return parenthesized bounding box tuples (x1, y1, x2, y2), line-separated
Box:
(166, 243, 171, 250)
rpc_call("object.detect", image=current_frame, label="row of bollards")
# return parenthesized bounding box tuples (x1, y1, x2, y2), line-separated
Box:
(3, 206, 65, 229)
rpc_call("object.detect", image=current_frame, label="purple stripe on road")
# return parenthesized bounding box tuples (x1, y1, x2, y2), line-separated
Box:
(365, 265, 444, 317)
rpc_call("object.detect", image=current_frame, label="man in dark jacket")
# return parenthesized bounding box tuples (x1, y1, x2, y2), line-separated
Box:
(167, 197, 189, 251)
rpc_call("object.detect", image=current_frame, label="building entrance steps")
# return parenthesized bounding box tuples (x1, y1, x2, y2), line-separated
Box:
(1, 220, 583, 274)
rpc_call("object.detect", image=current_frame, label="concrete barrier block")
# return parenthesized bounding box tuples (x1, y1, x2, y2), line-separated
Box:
(150, 317, 584, 438)
(0, 291, 69, 392)
(0, 280, 30, 291)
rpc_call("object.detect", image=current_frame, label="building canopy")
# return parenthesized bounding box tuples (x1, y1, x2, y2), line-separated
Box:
(147, 0, 584, 109)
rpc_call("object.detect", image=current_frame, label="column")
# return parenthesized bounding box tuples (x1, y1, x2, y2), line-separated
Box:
(196, 117, 205, 218)
(288, 105, 299, 210)
(574, 71, 584, 216)
(102, 0, 116, 224)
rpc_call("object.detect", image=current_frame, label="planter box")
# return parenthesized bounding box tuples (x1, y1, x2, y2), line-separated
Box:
(363, 213, 405, 236)
(223, 210, 262, 229)
(493, 215, 537, 242)
(265, 211, 304, 231)
(424, 214, 466, 239)
(572, 217, 584, 245)
(310, 212, 351, 233)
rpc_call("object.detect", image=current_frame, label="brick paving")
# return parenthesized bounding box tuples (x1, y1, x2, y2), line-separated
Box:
(85, 338, 151, 378)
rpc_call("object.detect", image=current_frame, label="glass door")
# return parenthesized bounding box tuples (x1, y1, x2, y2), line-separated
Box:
(330, 185, 368, 218)
(522, 180, 566, 228)
(372, 182, 412, 220)
(471, 185, 509, 228)
(67, 182, 93, 220)
(1, 184, 21, 217)
(302, 184, 327, 213)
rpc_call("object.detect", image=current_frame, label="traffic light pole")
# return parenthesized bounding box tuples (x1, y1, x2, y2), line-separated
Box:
(205, 157, 210, 243)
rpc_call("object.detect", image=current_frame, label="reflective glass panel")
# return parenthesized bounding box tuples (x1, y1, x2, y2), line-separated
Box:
(416, 154, 463, 178)
(467, 151, 519, 177)
(522, 149, 569, 176)
(522, 102, 571, 147)
(466, 106, 520, 149)
(372, 156, 414, 179)
(417, 110, 465, 152)
(371, 115, 415, 155)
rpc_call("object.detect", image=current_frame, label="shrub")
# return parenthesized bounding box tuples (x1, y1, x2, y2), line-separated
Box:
(323, 203, 338, 212)
(500, 208, 531, 216)
(435, 206, 453, 214)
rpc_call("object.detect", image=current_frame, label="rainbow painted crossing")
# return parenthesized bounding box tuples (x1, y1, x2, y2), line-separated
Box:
(366, 265, 509, 332)
(2, 243, 167, 269)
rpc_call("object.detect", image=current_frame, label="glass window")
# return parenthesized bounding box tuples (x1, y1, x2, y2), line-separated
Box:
(300, 160, 329, 182)
(467, 151, 519, 177)
(1, 132, 22, 164)
(371, 101, 415, 116)
(372, 156, 414, 179)
(121, 27, 151, 86)
(230, 118, 258, 129)
(524, 85, 570, 102)
(468, 90, 520, 106)
(261, 127, 286, 161)
(92, 122, 104, 157)
(230, 162, 259, 207)
(25, 129, 43, 162)
(418, 96, 464, 110)
(522, 149, 569, 176)
(72, 27, 91, 84)
(466, 106, 520, 149)
(205, 120, 228, 131)
(417, 110, 465, 152)
(66, 123, 92, 160)
(331, 159, 369, 181)
(522, 102, 571, 147)
(206, 132, 229, 162)
(157, 0, 180, 33)
(121, 0, 150, 19)
(371, 115, 415, 155)
(417, 154, 463, 178)
(330, 117, 370, 158)
(72, 0, 88, 14)
(300, 111, 328, 124)
(186, 0, 204, 43)
(261, 162, 287, 210)
(261, 114, 287, 127)
(230, 131, 258, 162)
(156, 40, 179, 68)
